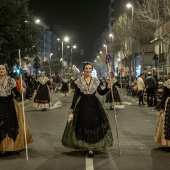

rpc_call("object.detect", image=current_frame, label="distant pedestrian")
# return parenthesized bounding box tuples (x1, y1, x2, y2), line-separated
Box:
(105, 72, 122, 110)
(145, 72, 157, 107)
(32, 71, 52, 111)
(60, 76, 69, 97)
(137, 73, 145, 105)
(153, 74, 158, 107)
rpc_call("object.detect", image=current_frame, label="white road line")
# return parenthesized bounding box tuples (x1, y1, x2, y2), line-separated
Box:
(107, 149, 119, 170)
(50, 101, 62, 109)
(115, 105, 125, 109)
(122, 102, 132, 105)
(86, 157, 94, 170)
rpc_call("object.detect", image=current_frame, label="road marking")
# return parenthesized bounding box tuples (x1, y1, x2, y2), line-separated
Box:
(107, 149, 119, 170)
(115, 105, 125, 109)
(86, 157, 94, 170)
(122, 102, 132, 105)
(50, 101, 62, 109)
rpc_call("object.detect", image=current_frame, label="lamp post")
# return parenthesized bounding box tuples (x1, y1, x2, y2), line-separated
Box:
(60, 36, 69, 75)
(127, 3, 134, 18)
(71, 45, 77, 66)
(49, 53, 53, 76)
(127, 3, 134, 82)
(103, 44, 107, 54)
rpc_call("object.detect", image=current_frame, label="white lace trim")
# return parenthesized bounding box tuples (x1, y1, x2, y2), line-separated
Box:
(75, 76, 100, 94)
(163, 79, 170, 89)
(0, 76, 16, 96)
(38, 76, 49, 85)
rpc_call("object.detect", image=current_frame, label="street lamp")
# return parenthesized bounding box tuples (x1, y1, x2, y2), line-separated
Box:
(62, 36, 69, 61)
(127, 3, 134, 17)
(35, 19, 40, 24)
(49, 53, 53, 76)
(60, 36, 69, 75)
(103, 44, 107, 54)
(127, 3, 134, 82)
(71, 45, 77, 66)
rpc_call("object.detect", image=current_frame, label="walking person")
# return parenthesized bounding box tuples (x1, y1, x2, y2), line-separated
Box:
(0, 65, 33, 155)
(154, 72, 170, 146)
(62, 62, 113, 158)
(60, 76, 69, 96)
(32, 71, 52, 111)
(153, 74, 159, 107)
(105, 72, 122, 110)
(145, 72, 157, 107)
(137, 73, 145, 105)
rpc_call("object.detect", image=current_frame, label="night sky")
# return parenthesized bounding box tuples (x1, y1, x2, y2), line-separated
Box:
(28, 0, 111, 64)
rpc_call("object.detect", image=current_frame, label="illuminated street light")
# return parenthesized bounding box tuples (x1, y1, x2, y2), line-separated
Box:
(71, 45, 77, 66)
(35, 19, 40, 24)
(103, 44, 107, 54)
(62, 36, 69, 61)
(127, 3, 134, 16)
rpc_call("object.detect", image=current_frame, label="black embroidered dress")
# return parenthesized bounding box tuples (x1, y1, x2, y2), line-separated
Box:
(60, 78, 69, 93)
(154, 79, 170, 146)
(33, 76, 52, 109)
(62, 76, 113, 150)
(0, 76, 32, 151)
(105, 77, 122, 105)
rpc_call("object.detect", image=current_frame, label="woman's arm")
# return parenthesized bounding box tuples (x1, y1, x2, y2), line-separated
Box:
(70, 84, 81, 110)
(12, 86, 21, 98)
(97, 84, 110, 96)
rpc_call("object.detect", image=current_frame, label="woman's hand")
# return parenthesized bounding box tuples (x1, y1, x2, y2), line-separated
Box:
(69, 109, 74, 115)
(107, 82, 112, 89)
(20, 88, 25, 93)
(160, 109, 164, 113)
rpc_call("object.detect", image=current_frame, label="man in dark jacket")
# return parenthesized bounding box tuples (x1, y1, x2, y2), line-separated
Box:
(145, 72, 157, 107)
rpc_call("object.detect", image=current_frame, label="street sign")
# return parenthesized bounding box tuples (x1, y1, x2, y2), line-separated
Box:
(119, 69, 124, 72)
(33, 63, 40, 69)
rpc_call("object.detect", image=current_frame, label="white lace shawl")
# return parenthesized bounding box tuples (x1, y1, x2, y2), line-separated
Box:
(38, 76, 49, 85)
(75, 76, 100, 94)
(0, 76, 16, 96)
(163, 79, 170, 89)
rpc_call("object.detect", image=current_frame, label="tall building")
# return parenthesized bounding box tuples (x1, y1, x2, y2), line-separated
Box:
(35, 19, 52, 62)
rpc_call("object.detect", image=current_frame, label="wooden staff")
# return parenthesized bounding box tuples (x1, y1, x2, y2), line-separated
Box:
(18, 49, 28, 161)
(106, 55, 121, 156)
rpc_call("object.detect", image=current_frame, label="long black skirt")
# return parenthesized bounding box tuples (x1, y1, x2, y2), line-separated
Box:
(62, 94, 113, 150)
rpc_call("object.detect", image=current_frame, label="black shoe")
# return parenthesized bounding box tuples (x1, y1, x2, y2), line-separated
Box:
(142, 103, 146, 105)
(110, 106, 114, 110)
(87, 151, 94, 158)
(138, 103, 141, 105)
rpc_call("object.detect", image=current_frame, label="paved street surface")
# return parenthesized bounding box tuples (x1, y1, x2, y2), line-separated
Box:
(1, 90, 170, 170)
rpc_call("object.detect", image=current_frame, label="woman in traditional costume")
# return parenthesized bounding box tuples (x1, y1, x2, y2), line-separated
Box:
(62, 62, 113, 158)
(105, 72, 122, 110)
(0, 65, 33, 154)
(60, 76, 69, 96)
(154, 73, 170, 146)
(33, 71, 52, 111)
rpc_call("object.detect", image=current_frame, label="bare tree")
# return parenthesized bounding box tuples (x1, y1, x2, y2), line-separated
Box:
(136, 0, 170, 59)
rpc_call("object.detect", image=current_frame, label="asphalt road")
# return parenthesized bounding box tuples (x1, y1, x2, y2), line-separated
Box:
(1, 90, 170, 170)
